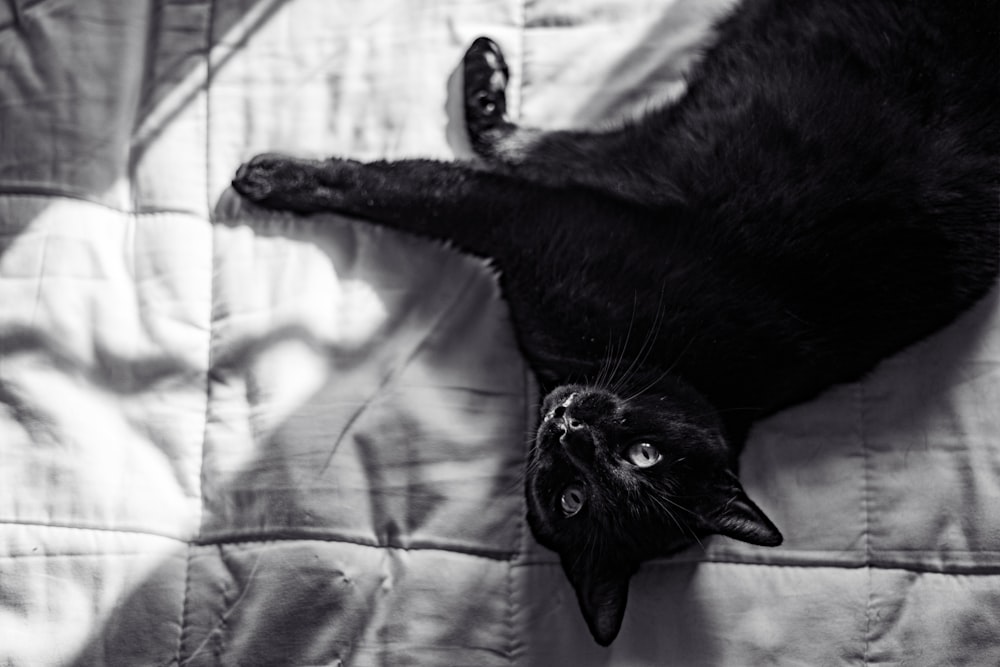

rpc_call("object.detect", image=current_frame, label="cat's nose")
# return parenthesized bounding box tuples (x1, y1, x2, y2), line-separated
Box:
(558, 415, 594, 460)
(562, 415, 584, 431)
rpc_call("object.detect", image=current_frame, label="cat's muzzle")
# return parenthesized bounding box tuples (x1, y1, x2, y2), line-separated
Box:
(543, 390, 579, 422)
(540, 393, 595, 463)
(557, 416, 595, 462)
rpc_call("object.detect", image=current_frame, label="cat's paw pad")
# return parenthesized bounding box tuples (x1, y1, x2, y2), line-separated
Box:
(463, 37, 511, 147)
(233, 153, 291, 200)
(233, 153, 318, 209)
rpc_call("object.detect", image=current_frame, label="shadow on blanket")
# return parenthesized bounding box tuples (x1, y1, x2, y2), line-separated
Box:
(14, 200, 529, 663)
(25, 199, 991, 665)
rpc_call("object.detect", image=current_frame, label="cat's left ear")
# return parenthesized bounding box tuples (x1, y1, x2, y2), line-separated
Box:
(561, 556, 636, 646)
(705, 470, 783, 547)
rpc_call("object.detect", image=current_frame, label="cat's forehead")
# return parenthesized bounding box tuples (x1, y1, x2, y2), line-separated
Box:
(616, 394, 690, 427)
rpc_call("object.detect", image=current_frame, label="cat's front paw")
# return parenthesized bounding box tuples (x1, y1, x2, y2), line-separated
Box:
(233, 153, 329, 212)
(463, 37, 511, 154)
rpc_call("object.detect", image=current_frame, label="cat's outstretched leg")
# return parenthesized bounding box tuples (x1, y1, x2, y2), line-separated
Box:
(463, 37, 682, 206)
(232, 152, 643, 259)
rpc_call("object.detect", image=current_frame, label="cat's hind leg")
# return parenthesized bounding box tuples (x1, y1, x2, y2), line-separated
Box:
(462, 36, 557, 166)
(463, 37, 515, 158)
(462, 38, 682, 206)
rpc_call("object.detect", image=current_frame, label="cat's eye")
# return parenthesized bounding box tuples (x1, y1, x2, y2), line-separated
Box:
(560, 485, 586, 517)
(625, 442, 662, 468)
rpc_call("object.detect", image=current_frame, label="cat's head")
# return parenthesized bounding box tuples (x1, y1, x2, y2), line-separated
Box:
(525, 380, 782, 645)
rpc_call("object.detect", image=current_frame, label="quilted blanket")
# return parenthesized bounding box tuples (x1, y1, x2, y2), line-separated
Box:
(1, 1, 998, 665)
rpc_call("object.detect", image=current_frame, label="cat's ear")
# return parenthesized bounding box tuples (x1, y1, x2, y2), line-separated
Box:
(705, 470, 783, 547)
(561, 556, 635, 646)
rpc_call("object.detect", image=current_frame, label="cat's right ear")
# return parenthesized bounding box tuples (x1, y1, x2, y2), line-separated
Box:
(704, 470, 783, 547)
(561, 556, 636, 646)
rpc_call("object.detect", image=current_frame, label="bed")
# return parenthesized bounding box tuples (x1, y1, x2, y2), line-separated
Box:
(2, 0, 998, 665)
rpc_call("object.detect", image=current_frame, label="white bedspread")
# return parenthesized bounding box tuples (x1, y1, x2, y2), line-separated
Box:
(1, 1, 998, 665)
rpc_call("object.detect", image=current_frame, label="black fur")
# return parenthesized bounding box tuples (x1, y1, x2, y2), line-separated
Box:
(232, 0, 999, 645)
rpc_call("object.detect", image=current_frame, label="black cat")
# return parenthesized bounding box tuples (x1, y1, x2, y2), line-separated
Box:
(232, 0, 999, 646)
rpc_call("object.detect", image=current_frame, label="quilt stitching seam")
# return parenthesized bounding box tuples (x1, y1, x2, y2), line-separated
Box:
(506, 6, 530, 663)
(506, 533, 518, 665)
(130, 0, 161, 212)
(507, 4, 534, 659)
(200, 1, 221, 664)
(176, 548, 197, 666)
(507, 362, 537, 665)
(514, 554, 1000, 573)
(191, 531, 518, 560)
(177, 1, 217, 664)
(0, 189, 198, 216)
(517, 0, 527, 124)
(859, 379, 873, 667)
